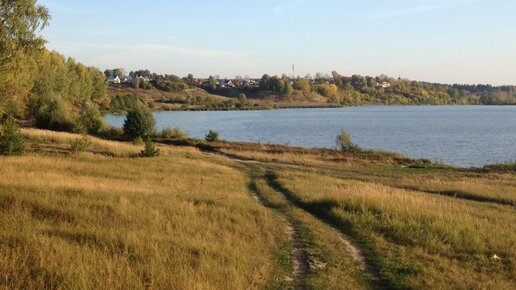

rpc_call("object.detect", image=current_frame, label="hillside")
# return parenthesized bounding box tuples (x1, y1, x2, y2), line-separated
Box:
(106, 84, 340, 112)
(102, 71, 516, 113)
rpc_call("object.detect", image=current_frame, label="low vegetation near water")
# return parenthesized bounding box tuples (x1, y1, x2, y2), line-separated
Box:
(0, 128, 514, 289)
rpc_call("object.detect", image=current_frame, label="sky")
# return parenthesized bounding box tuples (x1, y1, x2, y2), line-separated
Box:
(38, 0, 516, 85)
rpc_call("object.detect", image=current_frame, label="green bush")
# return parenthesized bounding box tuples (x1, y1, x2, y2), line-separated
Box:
(0, 117, 25, 156)
(139, 138, 160, 157)
(205, 130, 219, 142)
(1, 98, 26, 121)
(79, 101, 105, 134)
(28, 94, 77, 132)
(123, 105, 155, 139)
(157, 128, 189, 139)
(98, 126, 124, 139)
(336, 130, 361, 153)
(70, 135, 90, 154)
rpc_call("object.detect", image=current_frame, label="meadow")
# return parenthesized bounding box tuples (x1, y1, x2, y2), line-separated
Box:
(0, 129, 514, 289)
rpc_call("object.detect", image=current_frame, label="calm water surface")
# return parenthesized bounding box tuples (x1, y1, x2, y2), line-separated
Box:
(105, 106, 516, 167)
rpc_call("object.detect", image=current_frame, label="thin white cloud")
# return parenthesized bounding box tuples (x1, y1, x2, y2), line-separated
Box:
(381, 0, 486, 18)
(48, 41, 254, 59)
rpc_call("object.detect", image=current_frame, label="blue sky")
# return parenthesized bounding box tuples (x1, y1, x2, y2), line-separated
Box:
(39, 0, 516, 85)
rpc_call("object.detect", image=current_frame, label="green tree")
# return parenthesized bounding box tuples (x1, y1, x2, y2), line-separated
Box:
(336, 130, 360, 153)
(0, 117, 25, 155)
(294, 77, 311, 93)
(123, 106, 155, 139)
(208, 75, 218, 90)
(0, 0, 49, 103)
(79, 101, 104, 134)
(139, 137, 160, 157)
(205, 130, 219, 142)
(238, 93, 247, 106)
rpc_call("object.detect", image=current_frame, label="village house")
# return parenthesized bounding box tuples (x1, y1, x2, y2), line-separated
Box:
(107, 74, 121, 84)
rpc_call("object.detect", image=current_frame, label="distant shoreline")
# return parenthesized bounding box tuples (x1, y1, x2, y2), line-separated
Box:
(102, 103, 516, 115)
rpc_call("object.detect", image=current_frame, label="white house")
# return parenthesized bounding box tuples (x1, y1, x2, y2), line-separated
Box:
(107, 74, 121, 84)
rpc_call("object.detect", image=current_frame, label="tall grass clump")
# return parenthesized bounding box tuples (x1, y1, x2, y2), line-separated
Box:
(70, 135, 90, 154)
(157, 128, 188, 140)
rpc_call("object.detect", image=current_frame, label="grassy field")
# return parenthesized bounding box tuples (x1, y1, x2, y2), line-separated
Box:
(1, 132, 288, 289)
(1, 129, 515, 289)
(272, 170, 516, 289)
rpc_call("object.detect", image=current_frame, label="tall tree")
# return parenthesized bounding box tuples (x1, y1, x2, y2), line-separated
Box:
(0, 0, 49, 99)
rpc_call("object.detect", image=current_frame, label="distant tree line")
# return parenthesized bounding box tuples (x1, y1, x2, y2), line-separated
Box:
(103, 66, 516, 107)
(252, 71, 516, 105)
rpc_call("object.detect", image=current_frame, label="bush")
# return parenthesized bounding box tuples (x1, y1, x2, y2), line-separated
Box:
(0, 117, 25, 156)
(98, 126, 124, 139)
(205, 130, 219, 142)
(1, 98, 26, 121)
(79, 101, 105, 135)
(484, 161, 516, 172)
(315, 84, 338, 98)
(157, 128, 189, 139)
(336, 130, 361, 153)
(123, 105, 155, 139)
(70, 135, 90, 154)
(139, 138, 160, 157)
(28, 95, 77, 132)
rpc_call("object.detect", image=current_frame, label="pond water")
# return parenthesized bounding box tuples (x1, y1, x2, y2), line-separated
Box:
(104, 106, 516, 167)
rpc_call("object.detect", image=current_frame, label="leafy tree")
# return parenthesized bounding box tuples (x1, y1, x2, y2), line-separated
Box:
(28, 94, 76, 132)
(238, 93, 247, 106)
(208, 75, 218, 90)
(79, 101, 104, 134)
(259, 74, 271, 90)
(183, 73, 195, 86)
(104, 69, 114, 78)
(205, 130, 219, 142)
(0, 0, 49, 97)
(336, 130, 361, 153)
(0, 117, 25, 156)
(123, 105, 155, 139)
(294, 77, 311, 93)
(315, 84, 338, 98)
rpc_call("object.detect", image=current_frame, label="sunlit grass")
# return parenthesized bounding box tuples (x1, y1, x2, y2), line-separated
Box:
(275, 170, 516, 289)
(0, 130, 287, 289)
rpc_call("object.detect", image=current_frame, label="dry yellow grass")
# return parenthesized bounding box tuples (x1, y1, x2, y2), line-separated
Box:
(21, 128, 142, 157)
(253, 177, 370, 289)
(0, 131, 288, 289)
(3, 128, 515, 289)
(275, 170, 516, 289)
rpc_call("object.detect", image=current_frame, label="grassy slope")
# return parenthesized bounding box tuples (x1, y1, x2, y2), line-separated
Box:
(0, 129, 515, 289)
(107, 86, 338, 111)
(0, 131, 288, 289)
